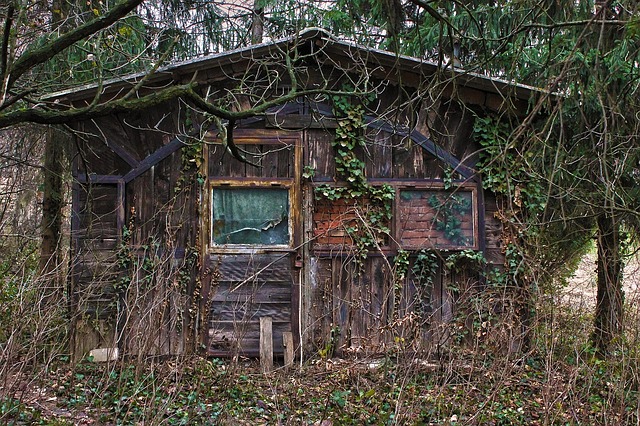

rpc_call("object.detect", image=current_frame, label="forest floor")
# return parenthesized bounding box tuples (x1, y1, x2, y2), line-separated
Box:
(2, 253, 640, 425)
(563, 251, 640, 310)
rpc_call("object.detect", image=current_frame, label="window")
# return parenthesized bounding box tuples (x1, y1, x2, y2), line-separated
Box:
(311, 184, 478, 251)
(397, 188, 476, 249)
(212, 187, 290, 246)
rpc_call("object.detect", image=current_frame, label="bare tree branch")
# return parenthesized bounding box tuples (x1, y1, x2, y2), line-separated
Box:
(7, 0, 144, 91)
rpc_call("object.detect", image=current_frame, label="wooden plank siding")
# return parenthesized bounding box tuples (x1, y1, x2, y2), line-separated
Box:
(302, 106, 486, 356)
(69, 105, 500, 359)
(70, 117, 201, 357)
(204, 130, 301, 358)
(66, 73, 510, 360)
(69, 182, 122, 357)
(207, 254, 293, 357)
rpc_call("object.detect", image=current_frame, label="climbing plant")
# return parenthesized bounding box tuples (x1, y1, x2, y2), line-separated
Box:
(412, 249, 438, 321)
(316, 92, 395, 268)
(428, 193, 473, 246)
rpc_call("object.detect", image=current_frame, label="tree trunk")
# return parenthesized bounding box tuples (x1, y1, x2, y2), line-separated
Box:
(39, 126, 68, 306)
(591, 213, 624, 356)
(38, 0, 72, 306)
(250, 0, 264, 44)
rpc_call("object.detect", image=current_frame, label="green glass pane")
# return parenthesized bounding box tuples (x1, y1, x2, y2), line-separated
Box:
(212, 188, 289, 245)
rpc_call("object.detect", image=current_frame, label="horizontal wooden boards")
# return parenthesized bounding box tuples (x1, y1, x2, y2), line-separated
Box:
(207, 253, 293, 356)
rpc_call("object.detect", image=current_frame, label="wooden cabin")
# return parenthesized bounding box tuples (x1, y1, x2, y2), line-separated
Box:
(55, 29, 543, 360)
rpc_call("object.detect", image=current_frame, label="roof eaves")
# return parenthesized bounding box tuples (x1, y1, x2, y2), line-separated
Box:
(44, 28, 330, 102)
(45, 27, 551, 103)
(315, 34, 549, 101)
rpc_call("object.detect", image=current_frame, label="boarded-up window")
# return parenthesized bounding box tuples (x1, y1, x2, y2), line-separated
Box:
(397, 188, 476, 249)
(212, 188, 290, 245)
(312, 193, 391, 249)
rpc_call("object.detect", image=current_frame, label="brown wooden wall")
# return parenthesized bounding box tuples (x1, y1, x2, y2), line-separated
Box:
(299, 101, 488, 356)
(68, 89, 506, 360)
(69, 101, 201, 358)
(204, 130, 300, 357)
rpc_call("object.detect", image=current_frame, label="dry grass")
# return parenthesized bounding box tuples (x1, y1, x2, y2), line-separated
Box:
(2, 252, 640, 425)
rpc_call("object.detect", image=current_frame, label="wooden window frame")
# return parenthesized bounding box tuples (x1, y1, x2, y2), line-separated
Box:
(394, 182, 479, 251)
(204, 129, 302, 255)
(209, 180, 296, 253)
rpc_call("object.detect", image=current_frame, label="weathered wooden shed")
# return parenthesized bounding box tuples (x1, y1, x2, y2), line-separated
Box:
(56, 28, 542, 360)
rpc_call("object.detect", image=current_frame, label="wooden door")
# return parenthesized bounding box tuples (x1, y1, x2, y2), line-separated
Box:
(204, 129, 301, 357)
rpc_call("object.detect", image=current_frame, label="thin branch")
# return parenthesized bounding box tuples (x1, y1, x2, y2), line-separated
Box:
(7, 0, 144, 90)
(0, 89, 35, 112)
(407, 0, 451, 28)
(410, 0, 627, 44)
(509, 18, 627, 34)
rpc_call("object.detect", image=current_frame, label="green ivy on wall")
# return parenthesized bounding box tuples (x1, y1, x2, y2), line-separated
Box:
(315, 93, 395, 268)
(427, 193, 473, 246)
(474, 115, 546, 215)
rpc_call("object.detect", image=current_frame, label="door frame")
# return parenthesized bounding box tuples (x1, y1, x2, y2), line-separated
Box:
(200, 129, 303, 356)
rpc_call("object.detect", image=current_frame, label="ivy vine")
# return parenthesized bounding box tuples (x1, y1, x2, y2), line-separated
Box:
(474, 114, 545, 215)
(392, 249, 410, 320)
(176, 136, 206, 194)
(315, 94, 395, 268)
(412, 249, 438, 319)
(428, 193, 472, 246)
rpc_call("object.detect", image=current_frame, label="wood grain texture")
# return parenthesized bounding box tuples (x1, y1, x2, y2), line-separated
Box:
(207, 254, 293, 356)
(283, 331, 295, 367)
(260, 317, 274, 372)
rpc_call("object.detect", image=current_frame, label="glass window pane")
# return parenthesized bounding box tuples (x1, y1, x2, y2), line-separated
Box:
(212, 188, 289, 245)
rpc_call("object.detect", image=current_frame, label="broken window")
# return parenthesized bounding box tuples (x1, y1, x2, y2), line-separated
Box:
(212, 187, 290, 245)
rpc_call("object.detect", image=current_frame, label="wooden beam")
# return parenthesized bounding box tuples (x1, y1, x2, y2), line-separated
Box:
(116, 179, 125, 242)
(103, 137, 139, 168)
(123, 137, 185, 183)
(266, 114, 338, 129)
(260, 317, 273, 373)
(409, 128, 477, 180)
(75, 174, 123, 184)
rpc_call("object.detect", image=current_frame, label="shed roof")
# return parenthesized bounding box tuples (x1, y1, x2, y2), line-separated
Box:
(48, 28, 548, 106)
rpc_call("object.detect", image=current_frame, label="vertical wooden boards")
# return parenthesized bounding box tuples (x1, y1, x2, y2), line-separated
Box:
(306, 257, 333, 354)
(304, 253, 460, 356)
(484, 193, 505, 267)
(70, 96, 490, 360)
(71, 183, 121, 359)
(208, 143, 295, 179)
(306, 130, 335, 180)
(73, 184, 120, 318)
(119, 146, 201, 356)
(364, 129, 392, 179)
